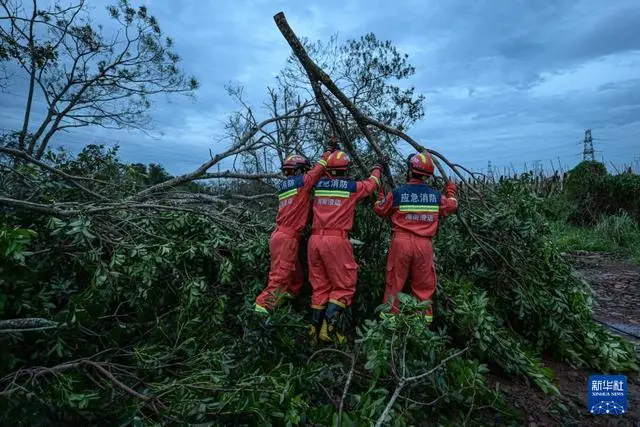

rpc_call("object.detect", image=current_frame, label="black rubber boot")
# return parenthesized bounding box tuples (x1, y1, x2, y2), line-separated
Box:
(320, 302, 346, 346)
(308, 308, 325, 347)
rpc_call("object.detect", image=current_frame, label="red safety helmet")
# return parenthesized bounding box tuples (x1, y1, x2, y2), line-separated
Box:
(326, 150, 350, 171)
(281, 154, 310, 173)
(408, 152, 434, 177)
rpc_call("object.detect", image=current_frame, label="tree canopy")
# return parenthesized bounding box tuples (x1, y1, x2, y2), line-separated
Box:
(0, 0, 198, 158)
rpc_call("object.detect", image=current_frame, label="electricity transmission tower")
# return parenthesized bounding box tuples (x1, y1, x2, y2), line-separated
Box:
(582, 129, 595, 161)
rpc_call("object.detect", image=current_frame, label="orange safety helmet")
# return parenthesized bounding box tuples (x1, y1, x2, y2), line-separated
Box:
(281, 154, 310, 174)
(408, 152, 434, 177)
(326, 150, 350, 171)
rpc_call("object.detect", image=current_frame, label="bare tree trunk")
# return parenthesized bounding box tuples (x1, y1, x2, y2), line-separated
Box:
(273, 12, 393, 185)
(18, 0, 38, 152)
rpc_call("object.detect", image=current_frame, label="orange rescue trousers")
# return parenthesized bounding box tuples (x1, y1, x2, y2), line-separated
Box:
(255, 227, 303, 311)
(307, 230, 358, 308)
(383, 231, 437, 323)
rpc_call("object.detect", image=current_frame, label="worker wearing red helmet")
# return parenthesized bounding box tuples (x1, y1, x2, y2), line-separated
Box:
(254, 140, 337, 314)
(374, 151, 458, 325)
(307, 150, 383, 345)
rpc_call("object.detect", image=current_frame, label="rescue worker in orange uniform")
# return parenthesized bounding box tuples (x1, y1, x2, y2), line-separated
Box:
(307, 150, 384, 344)
(374, 151, 458, 325)
(254, 141, 337, 314)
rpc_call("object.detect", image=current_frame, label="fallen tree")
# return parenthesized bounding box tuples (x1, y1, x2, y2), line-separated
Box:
(0, 7, 638, 427)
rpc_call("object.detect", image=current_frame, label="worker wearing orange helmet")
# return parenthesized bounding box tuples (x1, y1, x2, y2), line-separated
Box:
(254, 139, 338, 314)
(307, 149, 384, 345)
(374, 151, 458, 325)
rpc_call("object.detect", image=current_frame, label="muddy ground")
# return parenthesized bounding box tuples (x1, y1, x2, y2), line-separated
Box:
(489, 251, 640, 426)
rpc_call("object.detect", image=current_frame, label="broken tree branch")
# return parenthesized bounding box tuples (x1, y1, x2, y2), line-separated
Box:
(0, 318, 59, 333)
(0, 147, 110, 201)
(338, 349, 358, 427)
(273, 12, 394, 185)
(308, 74, 368, 176)
(273, 12, 494, 194)
(130, 107, 310, 201)
(83, 360, 151, 402)
(0, 196, 202, 217)
(0, 358, 152, 403)
(197, 171, 282, 181)
(374, 346, 469, 427)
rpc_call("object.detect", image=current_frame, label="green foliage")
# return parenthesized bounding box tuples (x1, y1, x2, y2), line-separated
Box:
(0, 225, 36, 264)
(0, 225, 37, 316)
(538, 193, 575, 223)
(564, 161, 608, 224)
(600, 173, 640, 222)
(595, 212, 640, 248)
(561, 161, 640, 224)
(130, 162, 173, 185)
(551, 213, 640, 264)
(564, 161, 607, 200)
(0, 149, 637, 425)
(355, 309, 511, 426)
(434, 180, 637, 375)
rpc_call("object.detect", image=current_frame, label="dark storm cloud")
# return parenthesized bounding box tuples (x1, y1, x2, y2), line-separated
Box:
(368, 0, 640, 171)
(410, 75, 640, 169)
(1, 0, 639, 175)
(360, 0, 640, 95)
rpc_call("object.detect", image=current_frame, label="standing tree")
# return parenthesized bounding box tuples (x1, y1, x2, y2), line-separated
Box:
(233, 32, 426, 176)
(280, 34, 425, 128)
(0, 0, 198, 158)
(284, 34, 425, 160)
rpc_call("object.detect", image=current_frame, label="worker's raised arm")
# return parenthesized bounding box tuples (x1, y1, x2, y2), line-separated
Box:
(439, 181, 458, 217)
(303, 137, 339, 189)
(374, 188, 395, 217)
(354, 165, 382, 200)
(303, 148, 333, 189)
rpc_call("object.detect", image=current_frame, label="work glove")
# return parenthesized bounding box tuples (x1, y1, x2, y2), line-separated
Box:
(321, 136, 339, 161)
(377, 154, 392, 179)
(371, 164, 384, 175)
(444, 181, 457, 198)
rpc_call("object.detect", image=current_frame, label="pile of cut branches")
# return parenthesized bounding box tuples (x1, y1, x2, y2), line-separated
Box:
(0, 7, 638, 427)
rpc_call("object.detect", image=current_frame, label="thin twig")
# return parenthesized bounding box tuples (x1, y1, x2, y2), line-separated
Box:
(307, 347, 354, 365)
(0, 147, 110, 201)
(405, 346, 469, 382)
(338, 349, 358, 427)
(374, 346, 470, 427)
(462, 368, 479, 426)
(83, 360, 150, 401)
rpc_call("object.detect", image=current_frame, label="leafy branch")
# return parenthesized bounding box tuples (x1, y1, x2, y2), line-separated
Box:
(375, 344, 470, 427)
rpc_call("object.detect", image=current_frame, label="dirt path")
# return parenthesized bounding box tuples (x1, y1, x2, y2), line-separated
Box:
(569, 251, 640, 332)
(489, 251, 640, 426)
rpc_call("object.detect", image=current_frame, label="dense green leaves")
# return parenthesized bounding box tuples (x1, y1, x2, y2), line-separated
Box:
(563, 160, 640, 224)
(0, 147, 637, 425)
